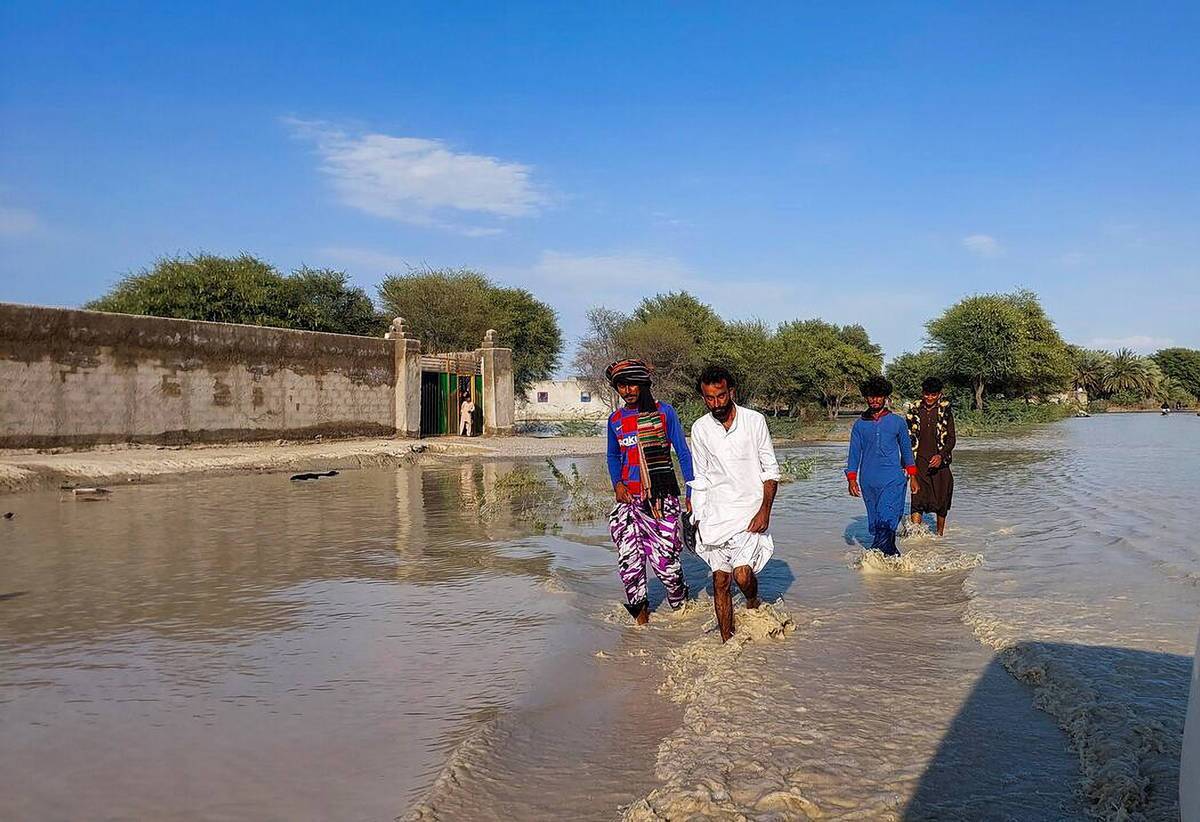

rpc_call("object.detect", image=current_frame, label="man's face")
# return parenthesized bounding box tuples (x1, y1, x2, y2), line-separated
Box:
(616, 381, 641, 406)
(700, 380, 736, 421)
(866, 394, 887, 412)
(922, 390, 941, 407)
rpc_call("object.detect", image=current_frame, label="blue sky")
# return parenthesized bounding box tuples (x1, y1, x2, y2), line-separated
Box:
(2, 2, 1197, 365)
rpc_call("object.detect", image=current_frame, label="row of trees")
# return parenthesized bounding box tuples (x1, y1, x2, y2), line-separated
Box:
(886, 289, 1200, 409)
(86, 255, 563, 392)
(578, 286, 1199, 417)
(572, 292, 883, 418)
(87, 255, 1198, 412)
(1070, 347, 1200, 407)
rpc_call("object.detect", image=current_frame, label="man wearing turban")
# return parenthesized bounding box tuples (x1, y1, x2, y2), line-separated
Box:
(604, 359, 695, 623)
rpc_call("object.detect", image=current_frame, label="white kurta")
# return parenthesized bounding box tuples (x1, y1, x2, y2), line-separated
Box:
(688, 405, 780, 572)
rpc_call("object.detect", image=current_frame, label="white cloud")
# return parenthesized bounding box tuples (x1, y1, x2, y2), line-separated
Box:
(962, 234, 1001, 257)
(286, 118, 546, 234)
(1089, 335, 1174, 353)
(0, 205, 40, 238)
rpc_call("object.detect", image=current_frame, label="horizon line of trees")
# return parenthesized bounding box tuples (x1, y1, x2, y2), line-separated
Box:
(83, 253, 1199, 411)
(571, 292, 882, 418)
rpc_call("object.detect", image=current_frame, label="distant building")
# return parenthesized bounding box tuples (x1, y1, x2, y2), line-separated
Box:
(519, 378, 610, 421)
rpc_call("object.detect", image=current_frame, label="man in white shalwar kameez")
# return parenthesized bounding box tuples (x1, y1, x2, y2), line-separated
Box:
(688, 365, 780, 642)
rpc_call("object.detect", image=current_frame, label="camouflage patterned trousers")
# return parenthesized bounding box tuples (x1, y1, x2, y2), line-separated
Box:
(608, 495, 689, 613)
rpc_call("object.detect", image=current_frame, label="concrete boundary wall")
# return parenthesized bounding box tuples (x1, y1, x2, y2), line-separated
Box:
(0, 303, 397, 448)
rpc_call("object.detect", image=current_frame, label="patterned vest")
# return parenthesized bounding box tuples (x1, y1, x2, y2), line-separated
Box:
(905, 400, 953, 464)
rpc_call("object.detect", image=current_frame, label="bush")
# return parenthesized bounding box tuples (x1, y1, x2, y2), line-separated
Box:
(87, 254, 386, 336)
(954, 399, 1072, 436)
(1088, 399, 1110, 414)
(1108, 390, 1144, 408)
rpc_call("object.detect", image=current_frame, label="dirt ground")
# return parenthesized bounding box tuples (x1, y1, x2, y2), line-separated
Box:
(0, 435, 607, 495)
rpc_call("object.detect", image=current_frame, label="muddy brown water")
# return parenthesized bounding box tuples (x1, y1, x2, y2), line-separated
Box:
(2, 414, 1197, 820)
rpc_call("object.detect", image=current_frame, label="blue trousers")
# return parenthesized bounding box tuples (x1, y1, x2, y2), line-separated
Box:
(862, 477, 906, 556)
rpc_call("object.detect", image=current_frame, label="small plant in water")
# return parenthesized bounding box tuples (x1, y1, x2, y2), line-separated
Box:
(777, 456, 817, 483)
(476, 460, 610, 530)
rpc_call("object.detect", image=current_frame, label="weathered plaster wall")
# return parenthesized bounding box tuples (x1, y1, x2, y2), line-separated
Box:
(0, 303, 396, 447)
(479, 333, 515, 436)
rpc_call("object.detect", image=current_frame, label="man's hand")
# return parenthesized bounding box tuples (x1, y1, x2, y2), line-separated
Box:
(848, 477, 861, 497)
(747, 506, 770, 533)
(614, 483, 633, 504)
(928, 454, 943, 469)
(909, 475, 920, 495)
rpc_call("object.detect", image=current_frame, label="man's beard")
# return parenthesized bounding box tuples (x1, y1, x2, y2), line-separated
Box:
(711, 401, 734, 421)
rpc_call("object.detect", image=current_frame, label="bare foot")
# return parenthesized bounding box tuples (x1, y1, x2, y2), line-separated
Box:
(745, 597, 761, 610)
(635, 604, 649, 625)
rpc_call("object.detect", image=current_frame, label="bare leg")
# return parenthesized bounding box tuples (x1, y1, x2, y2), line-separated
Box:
(733, 565, 760, 609)
(936, 514, 947, 536)
(910, 512, 922, 525)
(634, 603, 649, 625)
(713, 570, 734, 642)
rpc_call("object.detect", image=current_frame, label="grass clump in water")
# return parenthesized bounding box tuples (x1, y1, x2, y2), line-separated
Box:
(777, 456, 817, 483)
(477, 460, 611, 529)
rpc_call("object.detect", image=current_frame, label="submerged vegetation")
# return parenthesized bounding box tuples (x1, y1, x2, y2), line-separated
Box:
(777, 456, 817, 483)
(477, 460, 609, 532)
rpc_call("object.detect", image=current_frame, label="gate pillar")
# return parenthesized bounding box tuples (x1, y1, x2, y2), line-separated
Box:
(387, 317, 422, 438)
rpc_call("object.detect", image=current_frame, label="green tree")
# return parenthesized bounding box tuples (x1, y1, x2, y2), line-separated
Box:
(714, 319, 775, 409)
(886, 351, 945, 403)
(86, 253, 384, 335)
(1103, 348, 1155, 396)
(284, 267, 387, 335)
(837, 324, 884, 362)
(1002, 290, 1072, 399)
(1152, 347, 1200, 400)
(1069, 347, 1112, 398)
(769, 320, 882, 417)
(377, 267, 493, 354)
(377, 267, 563, 392)
(618, 316, 697, 405)
(1156, 375, 1194, 407)
(926, 294, 1030, 409)
(632, 291, 725, 352)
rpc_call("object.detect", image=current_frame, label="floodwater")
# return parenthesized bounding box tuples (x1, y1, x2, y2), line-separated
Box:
(1, 414, 1197, 821)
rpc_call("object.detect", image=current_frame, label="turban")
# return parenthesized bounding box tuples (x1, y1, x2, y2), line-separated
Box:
(605, 359, 652, 387)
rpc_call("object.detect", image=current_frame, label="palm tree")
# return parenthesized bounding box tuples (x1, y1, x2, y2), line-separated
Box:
(1104, 348, 1153, 395)
(1072, 349, 1111, 396)
(1155, 375, 1186, 405)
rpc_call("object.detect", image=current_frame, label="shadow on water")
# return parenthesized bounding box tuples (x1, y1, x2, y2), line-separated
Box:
(905, 642, 1192, 822)
(640, 552, 796, 612)
(844, 514, 872, 549)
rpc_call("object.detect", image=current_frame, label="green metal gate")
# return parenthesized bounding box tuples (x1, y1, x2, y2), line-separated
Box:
(420, 360, 484, 437)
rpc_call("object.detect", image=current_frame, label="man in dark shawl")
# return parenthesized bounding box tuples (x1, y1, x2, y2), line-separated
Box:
(905, 376, 957, 536)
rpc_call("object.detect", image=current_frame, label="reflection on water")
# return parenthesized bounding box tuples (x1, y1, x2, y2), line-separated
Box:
(2, 414, 1197, 820)
(0, 463, 611, 821)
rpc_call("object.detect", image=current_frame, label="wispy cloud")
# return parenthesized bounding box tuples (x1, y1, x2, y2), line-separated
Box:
(1090, 335, 1174, 353)
(0, 204, 40, 238)
(962, 234, 1001, 257)
(286, 118, 546, 235)
(1059, 251, 1087, 267)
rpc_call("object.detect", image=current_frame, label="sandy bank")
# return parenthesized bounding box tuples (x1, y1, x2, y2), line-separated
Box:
(0, 435, 607, 495)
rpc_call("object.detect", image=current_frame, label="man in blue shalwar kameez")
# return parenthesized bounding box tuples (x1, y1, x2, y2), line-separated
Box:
(845, 376, 918, 556)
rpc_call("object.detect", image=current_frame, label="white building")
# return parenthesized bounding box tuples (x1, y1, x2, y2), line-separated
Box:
(518, 378, 611, 421)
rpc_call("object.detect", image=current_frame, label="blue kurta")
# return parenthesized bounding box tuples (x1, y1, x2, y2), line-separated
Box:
(846, 410, 916, 555)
